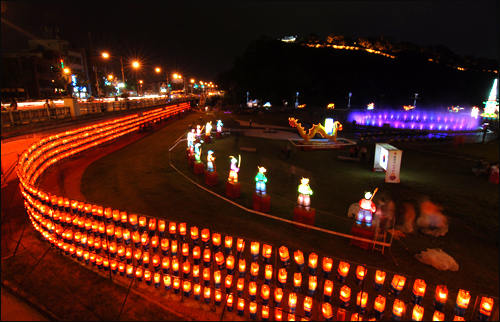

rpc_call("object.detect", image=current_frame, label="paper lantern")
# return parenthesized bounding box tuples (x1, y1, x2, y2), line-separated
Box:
(129, 215, 138, 231)
(213, 251, 224, 270)
(412, 305, 424, 321)
(274, 287, 283, 307)
(225, 236, 233, 255)
(237, 278, 245, 297)
(250, 242, 260, 262)
(226, 294, 234, 311)
(337, 261, 350, 283)
(203, 267, 211, 286)
(250, 262, 259, 281)
(324, 279, 334, 302)
(294, 250, 305, 272)
(336, 308, 346, 321)
(237, 298, 245, 316)
(293, 272, 302, 293)
(264, 265, 273, 285)
(171, 277, 180, 294)
(249, 301, 258, 319)
(225, 275, 233, 293)
(160, 257, 170, 275)
(161, 238, 170, 256)
(279, 246, 290, 268)
(132, 231, 141, 248)
(141, 251, 149, 268)
(169, 222, 176, 239)
(432, 311, 444, 321)
(239, 259, 246, 278)
(193, 265, 200, 283)
(126, 264, 134, 278)
(139, 216, 147, 233)
(212, 233, 222, 252)
(118, 262, 126, 276)
(192, 246, 200, 265)
(278, 268, 287, 289)
(148, 219, 156, 237)
(182, 261, 190, 279)
(454, 289, 470, 317)
(288, 314, 295, 321)
(193, 283, 201, 300)
(391, 299, 405, 321)
(115, 227, 123, 243)
(308, 275, 317, 296)
(135, 267, 143, 281)
(249, 281, 257, 301)
(433, 285, 448, 312)
(152, 255, 160, 272)
(123, 229, 131, 245)
(307, 253, 318, 275)
(322, 257, 333, 278)
(322, 302, 333, 321)
(76, 247, 84, 261)
(354, 266, 366, 285)
(288, 293, 297, 314)
(373, 295, 386, 319)
(262, 244, 272, 263)
(144, 269, 152, 285)
(340, 285, 351, 308)
(453, 315, 465, 321)
(125, 247, 133, 264)
(261, 284, 270, 305)
(390, 275, 406, 296)
(179, 223, 186, 240)
(275, 308, 283, 321)
(172, 258, 179, 276)
(109, 242, 117, 257)
(171, 240, 178, 257)
(120, 212, 128, 227)
(163, 275, 172, 291)
(262, 305, 270, 321)
(182, 243, 189, 261)
(303, 296, 313, 318)
(201, 228, 210, 247)
(374, 270, 386, 292)
(191, 226, 199, 244)
(236, 238, 245, 257)
(214, 270, 222, 289)
(215, 290, 222, 306)
(226, 255, 235, 275)
(478, 297, 494, 321)
(356, 291, 368, 315)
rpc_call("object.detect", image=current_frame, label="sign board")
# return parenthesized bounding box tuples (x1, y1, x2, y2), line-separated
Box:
(374, 143, 402, 183)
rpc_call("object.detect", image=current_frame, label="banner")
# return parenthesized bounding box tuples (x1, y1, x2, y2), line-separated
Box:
(385, 150, 402, 183)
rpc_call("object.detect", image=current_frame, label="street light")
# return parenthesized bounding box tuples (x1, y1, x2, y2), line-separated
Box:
(133, 62, 140, 96)
(191, 79, 195, 95)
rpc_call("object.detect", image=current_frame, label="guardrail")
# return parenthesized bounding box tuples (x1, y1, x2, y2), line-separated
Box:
(1, 97, 197, 128)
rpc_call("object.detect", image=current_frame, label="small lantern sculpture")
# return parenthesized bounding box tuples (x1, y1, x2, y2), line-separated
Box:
(196, 125, 202, 139)
(206, 150, 216, 172)
(228, 155, 240, 182)
(297, 178, 313, 210)
(356, 189, 377, 226)
(194, 143, 202, 163)
(205, 121, 212, 136)
(255, 167, 268, 195)
(187, 129, 195, 149)
(217, 120, 223, 133)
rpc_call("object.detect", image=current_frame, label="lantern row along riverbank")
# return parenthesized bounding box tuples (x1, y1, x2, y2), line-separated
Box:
(16, 105, 497, 321)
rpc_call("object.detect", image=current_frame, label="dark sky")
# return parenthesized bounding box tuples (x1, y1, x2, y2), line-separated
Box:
(2, 1, 499, 82)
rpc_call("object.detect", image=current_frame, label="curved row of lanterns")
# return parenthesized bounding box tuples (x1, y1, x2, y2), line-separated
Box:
(16, 104, 496, 321)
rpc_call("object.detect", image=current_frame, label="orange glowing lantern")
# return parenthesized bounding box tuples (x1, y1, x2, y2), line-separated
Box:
(278, 268, 287, 288)
(201, 228, 210, 244)
(455, 289, 470, 317)
(214, 270, 222, 288)
(173, 277, 181, 293)
(357, 291, 368, 313)
(192, 246, 200, 263)
(337, 261, 350, 283)
(182, 261, 190, 277)
(304, 296, 313, 317)
(374, 270, 386, 291)
(215, 289, 222, 306)
(432, 311, 444, 321)
(148, 218, 156, 232)
(182, 243, 189, 258)
(412, 305, 424, 321)
(265, 265, 273, 282)
(322, 257, 333, 278)
(454, 316, 465, 321)
(262, 284, 270, 303)
(355, 266, 367, 285)
(239, 259, 246, 277)
(120, 212, 128, 225)
(212, 233, 221, 247)
(126, 264, 134, 278)
(249, 281, 257, 300)
(171, 240, 178, 256)
(179, 223, 186, 239)
(308, 276, 317, 295)
(262, 244, 272, 261)
(139, 216, 147, 229)
(275, 308, 283, 321)
(340, 285, 351, 308)
(135, 267, 143, 280)
(250, 262, 259, 280)
(279, 246, 290, 267)
(390, 275, 406, 296)
(479, 297, 494, 319)
(392, 299, 405, 320)
(172, 258, 179, 276)
(237, 298, 245, 316)
(169, 222, 176, 238)
(191, 226, 199, 243)
(226, 294, 234, 310)
(203, 267, 211, 286)
(250, 301, 257, 314)
(203, 248, 211, 267)
(262, 305, 269, 320)
(162, 257, 170, 273)
(324, 279, 334, 297)
(434, 285, 448, 312)
(308, 253, 318, 274)
(236, 238, 245, 256)
(225, 275, 233, 292)
(193, 265, 200, 281)
(225, 235, 233, 254)
(322, 302, 333, 320)
(193, 283, 201, 299)
(226, 255, 235, 274)
(294, 250, 305, 272)
(294, 272, 302, 290)
(237, 278, 245, 296)
(289, 293, 297, 313)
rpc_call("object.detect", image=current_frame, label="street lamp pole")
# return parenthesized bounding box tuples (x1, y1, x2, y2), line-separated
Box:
(88, 32, 101, 98)
(120, 56, 125, 92)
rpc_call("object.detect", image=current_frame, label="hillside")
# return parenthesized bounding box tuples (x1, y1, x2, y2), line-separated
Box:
(217, 36, 498, 109)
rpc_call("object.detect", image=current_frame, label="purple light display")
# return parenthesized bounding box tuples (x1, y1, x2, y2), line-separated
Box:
(349, 110, 480, 131)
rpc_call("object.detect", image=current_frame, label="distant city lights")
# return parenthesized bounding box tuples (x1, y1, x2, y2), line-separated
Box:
(367, 103, 374, 110)
(403, 105, 415, 111)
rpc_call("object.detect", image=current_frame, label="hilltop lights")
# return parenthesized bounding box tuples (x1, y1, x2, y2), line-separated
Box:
(367, 103, 374, 110)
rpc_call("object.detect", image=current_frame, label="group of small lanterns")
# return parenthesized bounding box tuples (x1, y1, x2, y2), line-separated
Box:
(17, 110, 497, 321)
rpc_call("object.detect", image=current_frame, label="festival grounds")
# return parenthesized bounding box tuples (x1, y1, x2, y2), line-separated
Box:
(24, 108, 499, 320)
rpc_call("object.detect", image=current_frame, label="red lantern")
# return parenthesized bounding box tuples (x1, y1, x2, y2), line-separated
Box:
(193, 246, 200, 260)
(304, 296, 313, 314)
(179, 223, 186, 237)
(355, 266, 366, 282)
(275, 287, 283, 303)
(324, 280, 334, 297)
(213, 233, 221, 247)
(262, 244, 272, 260)
(278, 268, 287, 285)
(249, 281, 257, 297)
(262, 284, 270, 301)
(275, 308, 283, 321)
(201, 228, 210, 243)
(236, 238, 245, 253)
(279, 246, 289, 262)
(479, 297, 494, 317)
(193, 265, 199, 279)
(237, 278, 245, 293)
(225, 275, 233, 289)
(262, 306, 269, 320)
(294, 250, 304, 266)
(432, 311, 444, 321)
(322, 302, 333, 320)
(338, 261, 350, 279)
(226, 255, 235, 270)
(250, 262, 259, 278)
(239, 259, 246, 274)
(392, 299, 405, 318)
(214, 270, 222, 285)
(169, 222, 176, 236)
(225, 236, 233, 250)
(182, 243, 189, 257)
(203, 267, 210, 283)
(237, 297, 245, 312)
(294, 272, 302, 288)
(265, 265, 273, 280)
(191, 226, 199, 240)
(456, 289, 470, 309)
(435, 285, 448, 304)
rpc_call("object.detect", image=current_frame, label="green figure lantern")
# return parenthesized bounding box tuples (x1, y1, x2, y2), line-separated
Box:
(255, 167, 267, 195)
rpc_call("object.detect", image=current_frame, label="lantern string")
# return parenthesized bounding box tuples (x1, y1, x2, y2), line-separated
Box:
(170, 162, 390, 247)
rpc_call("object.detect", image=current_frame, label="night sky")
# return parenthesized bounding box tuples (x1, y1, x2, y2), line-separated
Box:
(1, 1, 499, 82)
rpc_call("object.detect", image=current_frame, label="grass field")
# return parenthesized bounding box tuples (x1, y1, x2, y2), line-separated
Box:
(80, 109, 499, 313)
